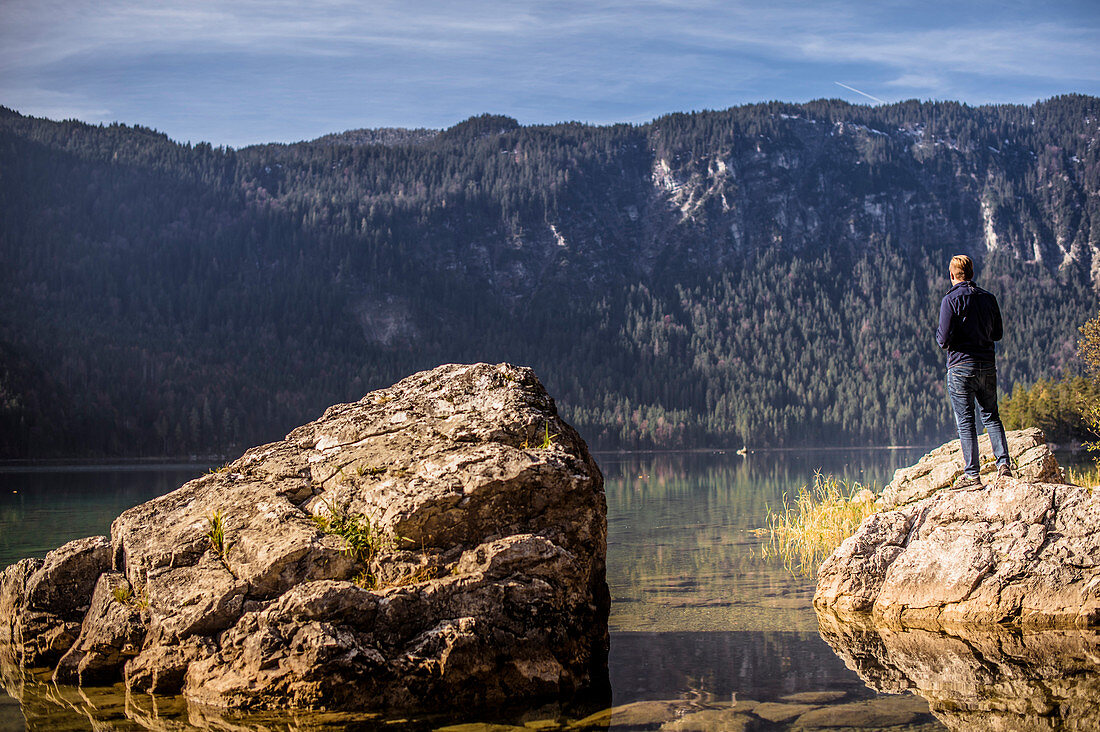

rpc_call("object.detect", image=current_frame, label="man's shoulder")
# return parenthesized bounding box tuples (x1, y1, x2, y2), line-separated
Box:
(956, 281, 998, 299)
(942, 283, 967, 304)
(970, 283, 999, 302)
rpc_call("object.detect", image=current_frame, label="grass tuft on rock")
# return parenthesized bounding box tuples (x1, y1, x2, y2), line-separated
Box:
(522, 421, 558, 449)
(205, 510, 237, 577)
(312, 500, 388, 563)
(112, 583, 149, 609)
(206, 511, 227, 556)
(111, 585, 133, 605)
(759, 471, 878, 576)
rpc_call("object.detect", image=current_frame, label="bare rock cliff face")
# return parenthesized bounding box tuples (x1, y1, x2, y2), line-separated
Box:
(813, 429, 1100, 628)
(0, 363, 609, 712)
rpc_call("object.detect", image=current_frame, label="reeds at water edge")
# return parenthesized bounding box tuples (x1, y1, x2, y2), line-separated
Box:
(758, 471, 879, 576)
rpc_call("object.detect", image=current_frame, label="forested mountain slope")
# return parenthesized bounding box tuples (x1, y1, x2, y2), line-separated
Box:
(1, 97, 1098, 457)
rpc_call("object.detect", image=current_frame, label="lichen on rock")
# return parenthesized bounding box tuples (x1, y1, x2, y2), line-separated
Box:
(0, 363, 610, 713)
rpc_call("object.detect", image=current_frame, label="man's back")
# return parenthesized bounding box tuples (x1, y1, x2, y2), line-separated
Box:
(936, 280, 1003, 367)
(937, 255, 1012, 483)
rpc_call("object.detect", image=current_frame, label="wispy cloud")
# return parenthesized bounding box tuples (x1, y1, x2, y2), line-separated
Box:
(1, 0, 1096, 146)
(798, 24, 1100, 82)
(884, 74, 943, 90)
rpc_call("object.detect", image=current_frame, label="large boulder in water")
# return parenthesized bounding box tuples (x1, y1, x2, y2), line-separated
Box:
(813, 430, 1100, 627)
(0, 363, 609, 712)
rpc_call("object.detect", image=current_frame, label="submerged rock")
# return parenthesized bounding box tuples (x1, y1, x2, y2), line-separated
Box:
(0, 363, 610, 713)
(814, 429, 1100, 627)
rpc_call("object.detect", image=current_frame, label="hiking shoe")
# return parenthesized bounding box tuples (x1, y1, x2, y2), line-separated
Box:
(953, 474, 982, 489)
(997, 464, 1014, 480)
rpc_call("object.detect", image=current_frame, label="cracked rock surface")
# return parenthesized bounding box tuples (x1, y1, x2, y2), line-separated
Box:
(814, 429, 1100, 628)
(1, 363, 609, 712)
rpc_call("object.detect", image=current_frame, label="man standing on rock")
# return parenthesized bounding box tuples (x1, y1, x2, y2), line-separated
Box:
(936, 254, 1013, 487)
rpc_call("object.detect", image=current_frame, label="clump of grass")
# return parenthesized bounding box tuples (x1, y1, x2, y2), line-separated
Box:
(112, 585, 133, 605)
(206, 510, 227, 557)
(538, 422, 558, 448)
(208, 463, 231, 475)
(112, 583, 150, 609)
(759, 472, 879, 576)
(522, 421, 558, 449)
(355, 464, 386, 477)
(312, 500, 388, 563)
(1068, 463, 1100, 488)
(205, 510, 237, 576)
(313, 499, 394, 587)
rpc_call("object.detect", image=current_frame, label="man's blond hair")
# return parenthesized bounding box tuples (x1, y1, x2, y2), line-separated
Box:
(950, 254, 973, 282)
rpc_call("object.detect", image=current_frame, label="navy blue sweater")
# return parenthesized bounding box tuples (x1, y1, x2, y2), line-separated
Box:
(936, 280, 1002, 367)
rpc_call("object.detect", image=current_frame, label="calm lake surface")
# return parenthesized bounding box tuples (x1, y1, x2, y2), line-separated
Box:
(0, 449, 1095, 730)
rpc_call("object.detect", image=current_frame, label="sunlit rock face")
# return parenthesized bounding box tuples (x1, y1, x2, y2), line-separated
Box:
(814, 430, 1100, 627)
(818, 608, 1100, 730)
(878, 427, 1065, 510)
(0, 363, 609, 712)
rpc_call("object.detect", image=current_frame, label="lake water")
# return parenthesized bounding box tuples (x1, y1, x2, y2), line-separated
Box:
(1, 449, 1096, 730)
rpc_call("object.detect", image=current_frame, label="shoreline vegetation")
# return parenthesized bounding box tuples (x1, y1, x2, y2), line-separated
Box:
(760, 463, 1100, 579)
(1069, 463, 1100, 488)
(758, 472, 879, 576)
(761, 459, 1100, 579)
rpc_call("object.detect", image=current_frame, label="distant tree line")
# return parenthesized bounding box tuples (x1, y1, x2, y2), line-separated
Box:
(1002, 311, 1100, 445)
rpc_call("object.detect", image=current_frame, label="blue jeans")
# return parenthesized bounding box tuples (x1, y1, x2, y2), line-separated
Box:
(947, 362, 1010, 477)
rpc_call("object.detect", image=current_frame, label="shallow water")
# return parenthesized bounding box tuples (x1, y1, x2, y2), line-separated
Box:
(0, 449, 1093, 729)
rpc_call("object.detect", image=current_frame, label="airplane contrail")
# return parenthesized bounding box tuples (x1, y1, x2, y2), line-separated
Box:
(835, 82, 886, 104)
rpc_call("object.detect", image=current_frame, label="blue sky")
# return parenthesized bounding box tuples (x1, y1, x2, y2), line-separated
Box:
(1, 0, 1097, 148)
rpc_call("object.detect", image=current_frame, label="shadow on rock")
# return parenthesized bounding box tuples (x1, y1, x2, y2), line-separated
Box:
(817, 607, 1100, 730)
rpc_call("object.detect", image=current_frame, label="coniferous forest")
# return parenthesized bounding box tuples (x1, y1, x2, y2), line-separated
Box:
(1, 96, 1099, 457)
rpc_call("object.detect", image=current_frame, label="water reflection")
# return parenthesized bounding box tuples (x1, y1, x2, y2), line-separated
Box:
(818, 608, 1100, 730)
(600, 449, 923, 633)
(0, 658, 609, 731)
(609, 630, 869, 704)
(2, 450, 944, 730)
(2, 637, 945, 731)
(0, 466, 208, 568)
